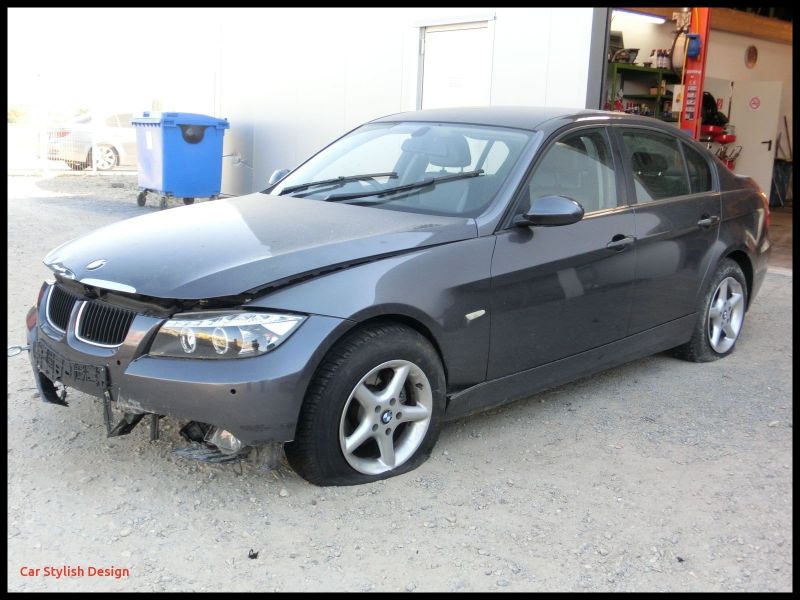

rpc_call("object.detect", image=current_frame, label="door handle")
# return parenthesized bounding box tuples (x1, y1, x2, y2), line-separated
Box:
(761, 140, 772, 152)
(697, 215, 720, 228)
(606, 235, 635, 251)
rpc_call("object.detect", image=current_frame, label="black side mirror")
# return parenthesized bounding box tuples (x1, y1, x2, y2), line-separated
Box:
(268, 168, 291, 186)
(513, 195, 585, 227)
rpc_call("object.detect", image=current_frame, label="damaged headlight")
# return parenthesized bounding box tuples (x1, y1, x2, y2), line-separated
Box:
(149, 312, 306, 359)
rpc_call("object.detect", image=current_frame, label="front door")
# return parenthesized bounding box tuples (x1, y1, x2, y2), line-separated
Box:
(614, 126, 721, 334)
(488, 126, 637, 379)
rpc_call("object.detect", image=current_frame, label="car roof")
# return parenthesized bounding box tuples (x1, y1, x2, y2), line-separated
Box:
(370, 106, 691, 136)
(370, 106, 613, 131)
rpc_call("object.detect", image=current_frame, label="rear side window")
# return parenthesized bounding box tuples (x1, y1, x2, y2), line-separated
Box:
(682, 142, 713, 193)
(620, 129, 689, 202)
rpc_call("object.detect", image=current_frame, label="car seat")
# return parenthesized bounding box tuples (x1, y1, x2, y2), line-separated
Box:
(401, 130, 472, 213)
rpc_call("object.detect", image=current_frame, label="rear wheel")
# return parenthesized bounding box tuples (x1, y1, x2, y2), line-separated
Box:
(285, 323, 445, 486)
(136, 191, 147, 207)
(670, 258, 748, 362)
(88, 145, 119, 171)
(182, 197, 195, 205)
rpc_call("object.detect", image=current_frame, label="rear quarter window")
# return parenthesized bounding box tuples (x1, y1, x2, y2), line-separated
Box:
(682, 142, 714, 193)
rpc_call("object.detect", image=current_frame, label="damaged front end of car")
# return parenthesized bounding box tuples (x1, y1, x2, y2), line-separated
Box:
(18, 274, 350, 468)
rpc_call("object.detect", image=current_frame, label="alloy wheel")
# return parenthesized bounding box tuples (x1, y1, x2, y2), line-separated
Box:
(338, 359, 432, 475)
(94, 146, 117, 170)
(707, 276, 745, 353)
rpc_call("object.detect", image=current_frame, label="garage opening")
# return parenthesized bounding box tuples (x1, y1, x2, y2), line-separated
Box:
(603, 7, 792, 270)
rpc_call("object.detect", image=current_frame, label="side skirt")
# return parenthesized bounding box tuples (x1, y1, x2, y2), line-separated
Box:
(444, 314, 696, 421)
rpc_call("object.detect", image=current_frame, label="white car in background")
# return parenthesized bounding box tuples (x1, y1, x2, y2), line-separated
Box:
(47, 113, 138, 171)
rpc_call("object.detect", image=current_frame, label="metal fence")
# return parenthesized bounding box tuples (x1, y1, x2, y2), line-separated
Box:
(8, 106, 142, 176)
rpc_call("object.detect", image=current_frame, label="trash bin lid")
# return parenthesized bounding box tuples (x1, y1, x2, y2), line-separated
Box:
(132, 112, 229, 129)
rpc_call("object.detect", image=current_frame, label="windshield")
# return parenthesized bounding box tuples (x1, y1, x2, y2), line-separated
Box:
(269, 122, 534, 218)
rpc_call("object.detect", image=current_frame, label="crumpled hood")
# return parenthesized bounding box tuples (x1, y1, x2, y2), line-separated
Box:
(44, 193, 477, 300)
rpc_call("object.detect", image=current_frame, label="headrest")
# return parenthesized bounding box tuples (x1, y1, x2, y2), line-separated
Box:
(402, 129, 471, 168)
(545, 142, 582, 174)
(632, 151, 668, 174)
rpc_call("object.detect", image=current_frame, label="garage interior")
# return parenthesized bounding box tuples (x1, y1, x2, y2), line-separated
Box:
(605, 7, 792, 270)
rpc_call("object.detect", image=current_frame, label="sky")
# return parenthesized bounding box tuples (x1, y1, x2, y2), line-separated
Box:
(8, 8, 223, 118)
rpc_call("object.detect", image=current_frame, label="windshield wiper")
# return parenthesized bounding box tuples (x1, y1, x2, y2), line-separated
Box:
(325, 170, 484, 202)
(278, 172, 398, 195)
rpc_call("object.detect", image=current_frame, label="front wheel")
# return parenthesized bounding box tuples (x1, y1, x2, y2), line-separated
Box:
(285, 323, 445, 486)
(670, 258, 748, 362)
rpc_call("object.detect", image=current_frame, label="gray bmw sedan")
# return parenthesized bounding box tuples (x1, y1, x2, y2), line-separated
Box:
(24, 107, 771, 485)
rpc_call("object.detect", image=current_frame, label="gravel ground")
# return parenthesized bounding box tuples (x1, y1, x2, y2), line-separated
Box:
(7, 173, 793, 592)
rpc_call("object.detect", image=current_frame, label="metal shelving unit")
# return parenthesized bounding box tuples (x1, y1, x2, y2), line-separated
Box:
(607, 62, 682, 119)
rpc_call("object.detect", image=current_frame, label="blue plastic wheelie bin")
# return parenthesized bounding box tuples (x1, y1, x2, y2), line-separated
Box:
(132, 112, 230, 209)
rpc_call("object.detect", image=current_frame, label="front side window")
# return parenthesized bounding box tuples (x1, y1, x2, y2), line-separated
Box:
(518, 127, 619, 216)
(620, 129, 690, 202)
(116, 114, 134, 128)
(270, 122, 533, 218)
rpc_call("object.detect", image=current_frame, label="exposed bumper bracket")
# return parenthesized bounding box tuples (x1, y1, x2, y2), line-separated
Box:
(108, 411, 146, 437)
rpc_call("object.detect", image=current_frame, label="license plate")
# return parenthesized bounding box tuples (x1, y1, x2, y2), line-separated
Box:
(34, 339, 108, 393)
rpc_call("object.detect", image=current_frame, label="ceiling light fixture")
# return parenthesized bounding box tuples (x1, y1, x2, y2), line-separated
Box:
(612, 9, 667, 25)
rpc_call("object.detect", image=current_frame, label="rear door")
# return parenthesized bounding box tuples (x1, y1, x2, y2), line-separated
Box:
(613, 126, 721, 334)
(487, 125, 637, 379)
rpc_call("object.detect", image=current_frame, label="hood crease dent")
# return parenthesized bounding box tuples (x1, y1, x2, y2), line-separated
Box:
(44, 193, 478, 300)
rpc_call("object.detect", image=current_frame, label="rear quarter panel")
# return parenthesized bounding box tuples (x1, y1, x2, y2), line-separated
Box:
(703, 162, 770, 306)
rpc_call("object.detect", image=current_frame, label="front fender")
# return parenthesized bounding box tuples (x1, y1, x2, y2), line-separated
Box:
(248, 237, 497, 390)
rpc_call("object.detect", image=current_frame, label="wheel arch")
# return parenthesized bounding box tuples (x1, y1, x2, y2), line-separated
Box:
(352, 314, 449, 384)
(724, 249, 754, 309)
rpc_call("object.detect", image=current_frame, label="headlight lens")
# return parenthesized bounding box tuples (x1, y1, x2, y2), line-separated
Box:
(149, 312, 306, 359)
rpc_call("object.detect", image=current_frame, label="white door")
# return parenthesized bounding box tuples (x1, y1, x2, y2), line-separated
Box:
(420, 22, 493, 110)
(728, 80, 782, 195)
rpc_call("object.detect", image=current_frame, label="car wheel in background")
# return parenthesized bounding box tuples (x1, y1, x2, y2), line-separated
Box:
(183, 198, 195, 205)
(136, 191, 147, 207)
(159, 196, 168, 210)
(285, 323, 446, 486)
(88, 145, 119, 171)
(670, 258, 748, 362)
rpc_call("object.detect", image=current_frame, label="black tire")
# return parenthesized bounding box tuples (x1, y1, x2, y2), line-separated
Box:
(65, 161, 87, 171)
(285, 323, 446, 486)
(159, 196, 168, 210)
(182, 197, 195, 205)
(670, 258, 748, 362)
(136, 191, 147, 207)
